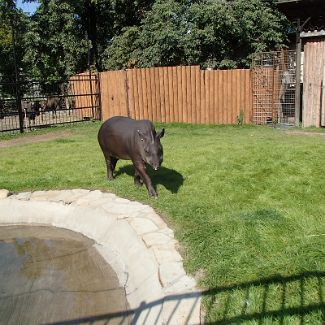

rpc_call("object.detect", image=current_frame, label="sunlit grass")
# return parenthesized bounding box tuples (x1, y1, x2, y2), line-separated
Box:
(1, 122, 325, 324)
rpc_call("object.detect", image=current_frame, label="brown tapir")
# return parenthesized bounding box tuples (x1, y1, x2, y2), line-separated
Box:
(98, 116, 165, 197)
(45, 96, 62, 118)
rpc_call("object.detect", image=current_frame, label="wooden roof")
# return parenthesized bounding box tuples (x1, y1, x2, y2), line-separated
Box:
(276, 0, 325, 31)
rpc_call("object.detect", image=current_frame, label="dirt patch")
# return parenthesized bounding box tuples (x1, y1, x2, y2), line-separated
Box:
(0, 130, 72, 148)
(284, 130, 325, 137)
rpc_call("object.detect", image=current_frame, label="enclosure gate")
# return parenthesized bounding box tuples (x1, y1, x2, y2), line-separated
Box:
(0, 72, 101, 133)
(252, 50, 296, 126)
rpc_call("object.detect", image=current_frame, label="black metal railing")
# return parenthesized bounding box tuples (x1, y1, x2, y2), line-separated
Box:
(0, 73, 101, 133)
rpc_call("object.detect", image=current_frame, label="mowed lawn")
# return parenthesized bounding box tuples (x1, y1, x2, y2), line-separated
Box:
(1, 122, 325, 324)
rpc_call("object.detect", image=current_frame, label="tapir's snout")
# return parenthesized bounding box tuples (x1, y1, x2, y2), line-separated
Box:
(151, 162, 160, 171)
(148, 153, 163, 171)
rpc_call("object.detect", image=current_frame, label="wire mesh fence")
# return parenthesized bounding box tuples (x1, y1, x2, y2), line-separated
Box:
(252, 50, 296, 126)
(0, 73, 101, 133)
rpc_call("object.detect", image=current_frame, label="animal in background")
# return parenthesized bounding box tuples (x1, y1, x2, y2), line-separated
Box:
(45, 96, 62, 118)
(21, 100, 41, 130)
(0, 99, 4, 119)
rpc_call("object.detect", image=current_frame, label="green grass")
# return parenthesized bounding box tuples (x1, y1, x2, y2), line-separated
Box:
(1, 122, 325, 324)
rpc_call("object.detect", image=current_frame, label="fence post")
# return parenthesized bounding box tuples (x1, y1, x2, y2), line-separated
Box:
(11, 20, 24, 133)
(96, 72, 103, 121)
(295, 19, 302, 127)
(88, 70, 95, 118)
(125, 71, 131, 118)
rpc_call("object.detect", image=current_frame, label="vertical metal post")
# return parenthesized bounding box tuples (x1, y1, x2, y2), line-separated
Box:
(272, 54, 277, 126)
(89, 70, 95, 118)
(295, 19, 302, 127)
(11, 21, 24, 133)
(96, 72, 102, 121)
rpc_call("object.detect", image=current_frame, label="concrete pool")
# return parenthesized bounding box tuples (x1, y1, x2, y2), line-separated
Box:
(0, 225, 130, 324)
(0, 189, 201, 324)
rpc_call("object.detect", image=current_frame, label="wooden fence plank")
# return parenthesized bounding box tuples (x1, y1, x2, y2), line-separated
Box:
(176, 66, 182, 122)
(110, 72, 117, 117)
(247, 69, 253, 123)
(220, 70, 224, 124)
(210, 71, 215, 123)
(212, 71, 216, 123)
(135, 69, 142, 119)
(149, 68, 156, 122)
(187, 67, 193, 123)
(133, 70, 139, 119)
(167, 67, 173, 123)
(194, 67, 200, 124)
(154, 68, 160, 121)
(237, 70, 242, 123)
(303, 39, 325, 127)
(204, 71, 209, 124)
(141, 68, 148, 119)
(230, 71, 234, 123)
(190, 66, 195, 123)
(158, 68, 165, 122)
(171, 67, 178, 122)
(181, 67, 186, 123)
(200, 70, 206, 123)
(126, 70, 134, 118)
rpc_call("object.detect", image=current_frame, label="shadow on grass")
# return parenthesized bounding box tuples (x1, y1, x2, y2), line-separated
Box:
(43, 271, 325, 325)
(115, 164, 184, 194)
(204, 271, 325, 324)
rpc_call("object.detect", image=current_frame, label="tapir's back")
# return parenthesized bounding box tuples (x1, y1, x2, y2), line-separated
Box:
(98, 116, 153, 160)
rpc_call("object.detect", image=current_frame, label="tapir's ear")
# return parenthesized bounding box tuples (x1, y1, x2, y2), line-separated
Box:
(137, 129, 144, 141)
(157, 128, 165, 139)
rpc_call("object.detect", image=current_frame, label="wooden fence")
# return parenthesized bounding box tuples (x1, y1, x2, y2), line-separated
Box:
(100, 66, 253, 124)
(302, 38, 325, 127)
(69, 73, 101, 119)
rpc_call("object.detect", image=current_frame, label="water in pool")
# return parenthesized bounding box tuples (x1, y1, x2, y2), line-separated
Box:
(0, 225, 130, 324)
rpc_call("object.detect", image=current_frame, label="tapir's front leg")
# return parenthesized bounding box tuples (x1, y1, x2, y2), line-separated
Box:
(133, 160, 157, 197)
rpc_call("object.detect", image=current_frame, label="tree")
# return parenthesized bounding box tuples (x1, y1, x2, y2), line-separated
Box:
(22, 0, 156, 75)
(103, 0, 289, 70)
(0, 0, 29, 80)
(23, 1, 89, 83)
(102, 26, 140, 70)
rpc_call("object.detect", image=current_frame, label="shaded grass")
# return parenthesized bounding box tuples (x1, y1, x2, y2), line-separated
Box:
(1, 122, 325, 324)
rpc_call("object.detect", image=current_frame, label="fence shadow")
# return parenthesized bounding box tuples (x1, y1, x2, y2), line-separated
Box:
(44, 271, 324, 325)
(204, 271, 325, 325)
(115, 164, 184, 194)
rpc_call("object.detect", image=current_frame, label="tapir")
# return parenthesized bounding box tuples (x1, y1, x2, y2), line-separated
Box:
(98, 116, 165, 197)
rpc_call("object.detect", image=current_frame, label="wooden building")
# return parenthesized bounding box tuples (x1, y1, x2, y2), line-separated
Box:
(277, 0, 325, 127)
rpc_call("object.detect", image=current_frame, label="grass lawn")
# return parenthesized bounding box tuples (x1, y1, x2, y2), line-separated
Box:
(1, 122, 325, 324)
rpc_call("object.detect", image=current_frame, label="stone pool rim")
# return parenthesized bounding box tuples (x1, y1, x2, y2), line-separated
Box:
(0, 189, 201, 324)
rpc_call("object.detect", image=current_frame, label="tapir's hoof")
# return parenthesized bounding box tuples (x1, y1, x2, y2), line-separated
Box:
(149, 189, 158, 197)
(134, 179, 144, 187)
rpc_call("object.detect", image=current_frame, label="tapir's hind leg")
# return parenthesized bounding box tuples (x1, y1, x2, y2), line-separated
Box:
(105, 155, 118, 180)
(134, 169, 144, 187)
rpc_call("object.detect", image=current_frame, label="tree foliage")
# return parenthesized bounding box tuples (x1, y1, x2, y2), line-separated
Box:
(0, 0, 30, 80)
(103, 0, 289, 69)
(23, 1, 89, 82)
(0, 0, 289, 82)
